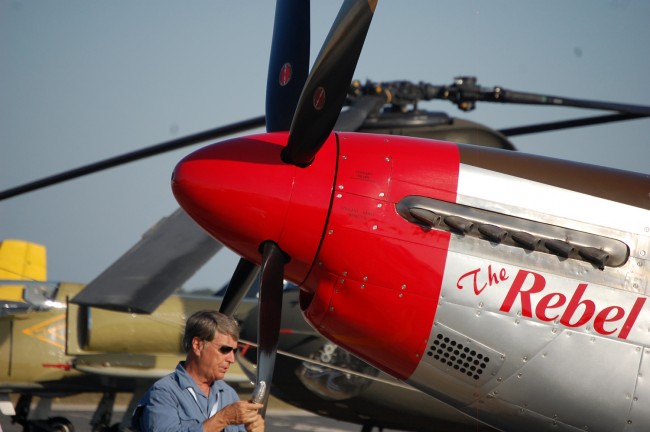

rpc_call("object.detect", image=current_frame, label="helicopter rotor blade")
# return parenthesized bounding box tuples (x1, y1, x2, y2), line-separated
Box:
(484, 88, 650, 115)
(219, 258, 261, 317)
(256, 241, 285, 416)
(354, 79, 650, 117)
(265, 0, 310, 132)
(0, 116, 265, 201)
(282, 0, 377, 167)
(499, 113, 648, 137)
(334, 94, 386, 132)
(421, 78, 650, 115)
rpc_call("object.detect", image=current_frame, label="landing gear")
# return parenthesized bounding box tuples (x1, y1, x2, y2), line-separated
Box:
(10, 386, 147, 432)
(77, 391, 125, 431)
(11, 395, 76, 432)
(44, 416, 75, 432)
(89, 392, 115, 431)
(10, 393, 121, 432)
(360, 425, 384, 432)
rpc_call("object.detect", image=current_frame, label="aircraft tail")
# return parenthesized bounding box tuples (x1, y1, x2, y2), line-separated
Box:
(0, 239, 47, 281)
(0, 239, 47, 302)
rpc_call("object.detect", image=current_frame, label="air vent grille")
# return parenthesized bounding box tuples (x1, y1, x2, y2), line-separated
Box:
(424, 324, 504, 386)
(429, 333, 491, 381)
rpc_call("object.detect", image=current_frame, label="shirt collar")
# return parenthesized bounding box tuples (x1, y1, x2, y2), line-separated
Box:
(176, 361, 199, 393)
(176, 361, 225, 396)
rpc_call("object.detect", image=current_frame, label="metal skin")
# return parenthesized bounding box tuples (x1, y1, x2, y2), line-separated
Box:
(173, 130, 650, 431)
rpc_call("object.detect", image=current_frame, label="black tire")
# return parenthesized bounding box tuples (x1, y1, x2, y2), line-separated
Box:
(47, 416, 75, 432)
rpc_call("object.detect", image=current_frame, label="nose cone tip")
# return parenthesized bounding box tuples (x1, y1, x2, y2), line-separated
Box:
(171, 134, 296, 262)
(172, 131, 337, 285)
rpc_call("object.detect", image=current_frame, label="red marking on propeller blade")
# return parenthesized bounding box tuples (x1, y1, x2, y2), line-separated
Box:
(313, 87, 326, 111)
(279, 63, 292, 86)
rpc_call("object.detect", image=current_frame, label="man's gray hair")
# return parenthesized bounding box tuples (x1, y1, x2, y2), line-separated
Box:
(182, 310, 240, 353)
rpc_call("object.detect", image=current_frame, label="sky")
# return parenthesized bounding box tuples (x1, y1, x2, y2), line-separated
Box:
(1, 0, 649, 291)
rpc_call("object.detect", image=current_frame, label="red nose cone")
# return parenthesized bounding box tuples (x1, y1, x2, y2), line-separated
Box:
(172, 132, 337, 284)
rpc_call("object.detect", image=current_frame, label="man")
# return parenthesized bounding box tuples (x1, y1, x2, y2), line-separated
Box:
(134, 310, 265, 432)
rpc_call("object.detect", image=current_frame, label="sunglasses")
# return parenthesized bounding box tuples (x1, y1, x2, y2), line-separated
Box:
(218, 345, 238, 355)
(208, 341, 238, 355)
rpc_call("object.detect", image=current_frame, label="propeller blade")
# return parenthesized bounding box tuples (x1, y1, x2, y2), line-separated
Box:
(256, 241, 285, 416)
(219, 258, 260, 316)
(0, 116, 265, 201)
(71, 208, 221, 313)
(265, 0, 310, 132)
(282, 0, 378, 167)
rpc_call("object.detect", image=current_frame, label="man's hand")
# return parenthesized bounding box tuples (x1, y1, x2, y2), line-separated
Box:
(204, 401, 264, 431)
(244, 409, 264, 432)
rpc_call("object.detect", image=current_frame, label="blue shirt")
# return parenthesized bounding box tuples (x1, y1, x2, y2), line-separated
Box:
(134, 362, 245, 432)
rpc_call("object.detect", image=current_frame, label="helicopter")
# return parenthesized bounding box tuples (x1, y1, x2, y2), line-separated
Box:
(1, 0, 648, 432)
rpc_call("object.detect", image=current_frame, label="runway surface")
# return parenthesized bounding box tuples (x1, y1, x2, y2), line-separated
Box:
(0, 406, 406, 432)
(0, 378, 408, 432)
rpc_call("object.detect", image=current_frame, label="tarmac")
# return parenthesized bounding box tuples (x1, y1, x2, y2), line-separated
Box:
(0, 407, 382, 432)
(0, 391, 406, 432)
(0, 364, 407, 431)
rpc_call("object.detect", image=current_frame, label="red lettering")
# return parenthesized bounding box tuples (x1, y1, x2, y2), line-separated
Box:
(560, 284, 595, 328)
(619, 297, 647, 340)
(457, 265, 509, 295)
(499, 267, 509, 282)
(535, 292, 566, 322)
(487, 266, 499, 286)
(500, 270, 545, 317)
(460, 263, 646, 341)
(456, 268, 485, 294)
(594, 306, 625, 335)
(487, 265, 509, 287)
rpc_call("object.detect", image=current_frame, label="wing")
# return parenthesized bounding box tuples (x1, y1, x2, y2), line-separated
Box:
(71, 208, 221, 313)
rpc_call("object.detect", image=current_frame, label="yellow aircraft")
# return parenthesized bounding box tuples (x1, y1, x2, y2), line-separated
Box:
(0, 210, 253, 432)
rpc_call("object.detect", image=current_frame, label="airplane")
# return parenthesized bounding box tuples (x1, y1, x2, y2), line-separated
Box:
(226, 75, 650, 431)
(227, 67, 650, 429)
(1, 0, 648, 432)
(0, 211, 256, 432)
(167, 1, 650, 431)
